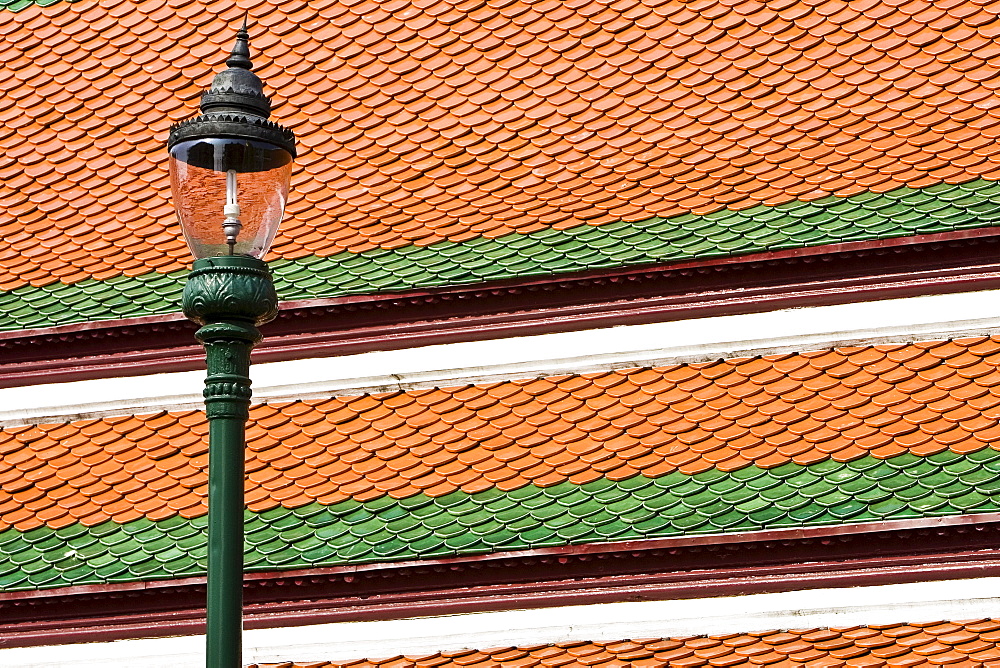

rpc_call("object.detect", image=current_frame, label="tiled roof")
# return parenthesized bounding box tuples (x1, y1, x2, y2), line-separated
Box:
(5, 338, 1000, 589)
(7, 336, 1000, 530)
(3, 178, 1000, 331)
(4, 0, 1000, 302)
(4, 336, 1000, 532)
(3, 448, 1000, 590)
(2, 0, 59, 10)
(247, 621, 1000, 667)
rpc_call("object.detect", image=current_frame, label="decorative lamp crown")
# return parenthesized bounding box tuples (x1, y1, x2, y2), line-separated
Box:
(167, 21, 296, 259)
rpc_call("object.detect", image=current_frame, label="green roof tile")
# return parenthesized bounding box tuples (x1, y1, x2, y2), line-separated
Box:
(1, 451, 1000, 592)
(2, 179, 1000, 331)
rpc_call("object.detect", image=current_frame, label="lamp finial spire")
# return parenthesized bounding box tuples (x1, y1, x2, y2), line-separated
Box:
(226, 15, 252, 70)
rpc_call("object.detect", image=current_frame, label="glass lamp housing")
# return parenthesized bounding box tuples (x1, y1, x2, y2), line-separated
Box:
(169, 137, 292, 259)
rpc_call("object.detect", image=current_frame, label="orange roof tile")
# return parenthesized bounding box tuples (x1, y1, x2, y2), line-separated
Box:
(4, 1, 1000, 290)
(247, 620, 1000, 667)
(4, 336, 1000, 531)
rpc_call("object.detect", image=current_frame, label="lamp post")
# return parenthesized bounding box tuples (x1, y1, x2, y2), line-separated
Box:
(166, 23, 295, 668)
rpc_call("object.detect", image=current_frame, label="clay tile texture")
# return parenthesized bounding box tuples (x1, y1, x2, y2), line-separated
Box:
(4, 0, 1000, 303)
(2, 335, 1000, 532)
(8, 337, 1000, 591)
(248, 621, 1000, 667)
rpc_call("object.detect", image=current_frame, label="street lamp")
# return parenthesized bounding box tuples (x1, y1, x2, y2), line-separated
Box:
(167, 22, 296, 668)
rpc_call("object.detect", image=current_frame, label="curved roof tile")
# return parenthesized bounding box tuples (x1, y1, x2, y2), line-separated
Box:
(3, 336, 1000, 533)
(247, 621, 1000, 667)
(2, 0, 1000, 292)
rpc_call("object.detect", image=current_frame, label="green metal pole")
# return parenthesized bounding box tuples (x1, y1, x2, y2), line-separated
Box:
(183, 256, 278, 668)
(203, 337, 253, 668)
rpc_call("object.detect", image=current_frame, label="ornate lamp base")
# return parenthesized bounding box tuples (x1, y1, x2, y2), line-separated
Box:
(183, 255, 278, 331)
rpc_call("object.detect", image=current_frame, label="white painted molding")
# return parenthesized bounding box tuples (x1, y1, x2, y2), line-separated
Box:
(3, 289, 1000, 426)
(1, 577, 998, 668)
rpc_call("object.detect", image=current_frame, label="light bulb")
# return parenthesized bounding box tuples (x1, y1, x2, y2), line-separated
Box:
(222, 169, 242, 255)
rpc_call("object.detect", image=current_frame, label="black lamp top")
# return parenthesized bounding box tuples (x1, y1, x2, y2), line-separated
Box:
(167, 22, 296, 157)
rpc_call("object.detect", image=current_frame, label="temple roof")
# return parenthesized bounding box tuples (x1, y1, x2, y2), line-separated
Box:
(5, 0, 1000, 651)
(4, 0, 1000, 329)
(5, 337, 1000, 591)
(247, 620, 1000, 667)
